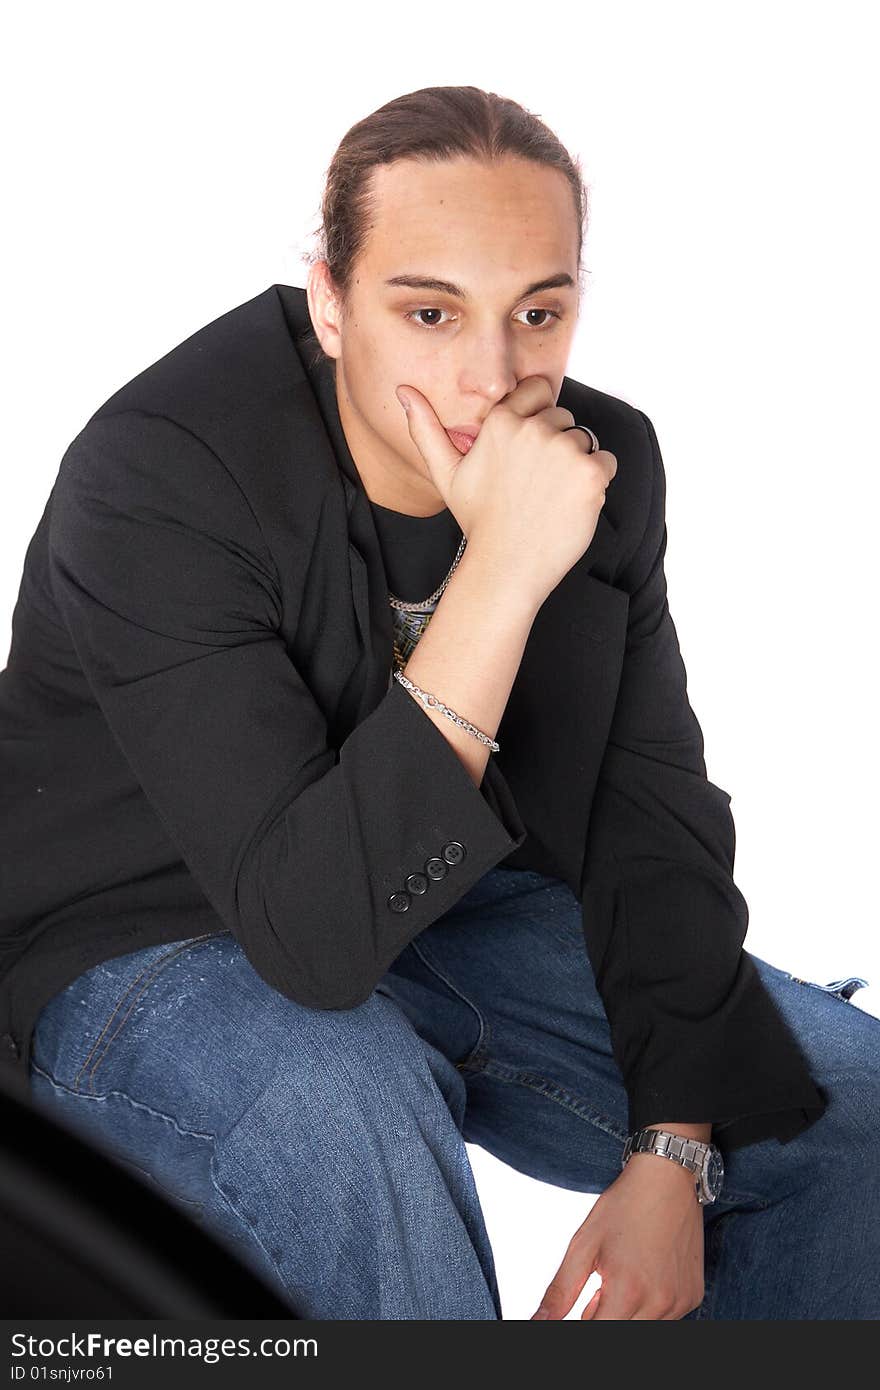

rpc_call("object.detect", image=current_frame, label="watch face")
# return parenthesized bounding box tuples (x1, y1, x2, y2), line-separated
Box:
(706, 1148, 724, 1197)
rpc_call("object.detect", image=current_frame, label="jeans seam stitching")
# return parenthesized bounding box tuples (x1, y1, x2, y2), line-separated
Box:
(30, 1062, 216, 1140)
(79, 935, 216, 1094)
(73, 954, 179, 1092)
(408, 937, 491, 1071)
(476, 1059, 629, 1143)
(789, 974, 870, 1001)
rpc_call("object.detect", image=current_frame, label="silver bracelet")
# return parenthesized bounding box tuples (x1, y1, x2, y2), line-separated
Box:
(393, 669, 500, 753)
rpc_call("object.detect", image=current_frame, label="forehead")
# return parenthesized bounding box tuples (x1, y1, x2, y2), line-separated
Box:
(361, 155, 578, 277)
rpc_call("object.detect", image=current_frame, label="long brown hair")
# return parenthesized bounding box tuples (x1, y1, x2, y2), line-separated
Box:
(300, 85, 588, 368)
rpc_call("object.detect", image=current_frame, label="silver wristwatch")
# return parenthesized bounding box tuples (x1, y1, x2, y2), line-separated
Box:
(621, 1128, 725, 1205)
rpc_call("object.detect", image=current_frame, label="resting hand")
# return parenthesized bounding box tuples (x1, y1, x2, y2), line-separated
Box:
(530, 1150, 706, 1320)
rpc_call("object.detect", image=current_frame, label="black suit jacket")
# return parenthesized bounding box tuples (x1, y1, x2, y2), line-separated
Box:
(0, 283, 826, 1150)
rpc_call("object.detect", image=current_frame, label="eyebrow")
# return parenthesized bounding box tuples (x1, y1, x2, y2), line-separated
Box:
(383, 272, 576, 300)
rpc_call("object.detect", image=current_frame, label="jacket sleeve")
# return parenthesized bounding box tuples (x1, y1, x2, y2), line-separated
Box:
(579, 409, 827, 1151)
(47, 409, 527, 1007)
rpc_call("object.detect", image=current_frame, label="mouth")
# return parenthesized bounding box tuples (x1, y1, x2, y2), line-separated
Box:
(445, 427, 480, 455)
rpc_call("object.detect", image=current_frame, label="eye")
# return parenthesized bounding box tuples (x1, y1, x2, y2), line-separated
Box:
(404, 307, 454, 329)
(513, 307, 561, 328)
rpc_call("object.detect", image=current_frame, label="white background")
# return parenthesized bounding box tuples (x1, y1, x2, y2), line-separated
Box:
(2, 1, 877, 1319)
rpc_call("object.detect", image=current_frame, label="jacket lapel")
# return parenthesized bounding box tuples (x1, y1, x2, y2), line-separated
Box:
(340, 472, 396, 722)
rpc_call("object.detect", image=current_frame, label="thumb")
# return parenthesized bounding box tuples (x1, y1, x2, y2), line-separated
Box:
(395, 384, 462, 505)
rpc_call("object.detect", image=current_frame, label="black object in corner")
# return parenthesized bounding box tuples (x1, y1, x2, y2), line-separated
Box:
(0, 1070, 297, 1317)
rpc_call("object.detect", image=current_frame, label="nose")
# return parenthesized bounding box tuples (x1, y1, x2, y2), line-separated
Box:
(457, 333, 518, 406)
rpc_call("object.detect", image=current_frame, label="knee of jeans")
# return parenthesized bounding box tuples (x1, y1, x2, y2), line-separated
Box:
(214, 991, 467, 1198)
(252, 988, 452, 1113)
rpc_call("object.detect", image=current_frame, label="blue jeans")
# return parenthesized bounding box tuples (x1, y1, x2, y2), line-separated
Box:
(28, 867, 879, 1319)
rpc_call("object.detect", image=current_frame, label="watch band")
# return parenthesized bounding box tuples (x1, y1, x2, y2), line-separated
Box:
(623, 1128, 707, 1171)
(621, 1128, 722, 1204)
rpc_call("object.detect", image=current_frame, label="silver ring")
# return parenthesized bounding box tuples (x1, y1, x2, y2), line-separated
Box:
(563, 423, 599, 453)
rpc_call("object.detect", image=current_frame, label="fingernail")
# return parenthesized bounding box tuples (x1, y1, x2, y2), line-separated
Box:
(532, 1307, 550, 1320)
(395, 387, 411, 413)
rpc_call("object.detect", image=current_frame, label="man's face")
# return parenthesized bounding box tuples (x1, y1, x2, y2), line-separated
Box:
(308, 155, 581, 514)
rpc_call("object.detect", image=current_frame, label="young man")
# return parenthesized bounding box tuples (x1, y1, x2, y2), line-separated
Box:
(3, 93, 877, 1318)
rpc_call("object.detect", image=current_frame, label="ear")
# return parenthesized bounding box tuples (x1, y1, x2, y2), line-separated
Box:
(306, 260, 343, 364)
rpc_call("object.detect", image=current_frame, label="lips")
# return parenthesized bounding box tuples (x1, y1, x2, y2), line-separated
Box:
(445, 427, 480, 455)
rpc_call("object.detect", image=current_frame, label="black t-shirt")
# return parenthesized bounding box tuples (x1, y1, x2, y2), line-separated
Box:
(368, 500, 462, 603)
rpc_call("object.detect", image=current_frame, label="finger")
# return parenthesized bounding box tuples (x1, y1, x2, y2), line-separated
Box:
(580, 1286, 602, 1320)
(532, 405, 576, 432)
(499, 374, 557, 418)
(591, 1281, 642, 1321)
(533, 1238, 599, 1320)
(395, 384, 462, 502)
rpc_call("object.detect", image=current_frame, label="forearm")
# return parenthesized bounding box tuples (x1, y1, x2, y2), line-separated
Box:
(400, 545, 541, 789)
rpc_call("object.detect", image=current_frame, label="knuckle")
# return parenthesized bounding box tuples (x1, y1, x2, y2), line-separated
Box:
(649, 1287, 679, 1318)
(671, 1286, 704, 1319)
(590, 475, 610, 506)
(527, 416, 554, 445)
(685, 1285, 705, 1315)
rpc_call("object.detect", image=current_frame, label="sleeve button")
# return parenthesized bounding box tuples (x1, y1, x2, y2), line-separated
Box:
(404, 872, 429, 895)
(441, 842, 466, 866)
(387, 891, 411, 913)
(425, 856, 448, 881)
